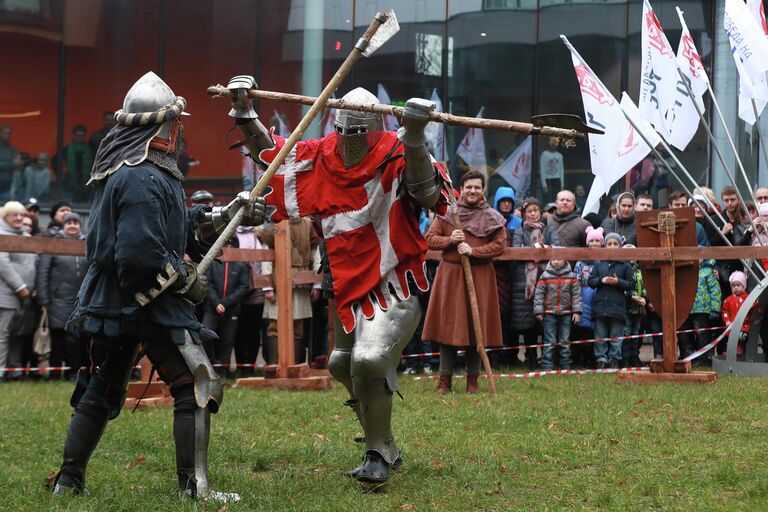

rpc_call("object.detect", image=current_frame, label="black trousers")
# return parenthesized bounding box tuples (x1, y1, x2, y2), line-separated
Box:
(58, 330, 198, 491)
(234, 303, 264, 375)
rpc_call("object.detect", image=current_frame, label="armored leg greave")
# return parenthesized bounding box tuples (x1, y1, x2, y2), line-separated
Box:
(350, 295, 421, 465)
(175, 331, 222, 498)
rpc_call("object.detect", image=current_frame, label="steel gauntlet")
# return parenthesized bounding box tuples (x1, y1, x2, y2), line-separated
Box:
(227, 75, 275, 159)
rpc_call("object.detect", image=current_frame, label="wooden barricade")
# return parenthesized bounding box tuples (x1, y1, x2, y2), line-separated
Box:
(11, 224, 768, 394)
(234, 221, 332, 390)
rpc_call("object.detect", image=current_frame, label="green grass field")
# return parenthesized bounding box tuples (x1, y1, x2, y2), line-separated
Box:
(1, 374, 768, 511)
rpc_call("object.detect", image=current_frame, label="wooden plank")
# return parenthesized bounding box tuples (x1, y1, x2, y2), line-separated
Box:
(292, 269, 323, 285)
(659, 231, 677, 373)
(3, 233, 768, 263)
(672, 246, 768, 260)
(221, 247, 274, 262)
(0, 235, 85, 255)
(616, 370, 717, 384)
(233, 376, 333, 391)
(274, 221, 295, 378)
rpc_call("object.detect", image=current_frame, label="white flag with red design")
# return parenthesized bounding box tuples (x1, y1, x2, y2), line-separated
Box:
(423, 88, 447, 162)
(725, 0, 768, 125)
(639, 0, 680, 143)
(377, 83, 400, 131)
(747, 0, 768, 125)
(618, 92, 663, 173)
(495, 136, 532, 197)
(456, 107, 487, 174)
(561, 35, 657, 216)
(667, 7, 706, 151)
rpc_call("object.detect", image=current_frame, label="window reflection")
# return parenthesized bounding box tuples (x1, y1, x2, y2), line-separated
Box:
(0, 0, 744, 214)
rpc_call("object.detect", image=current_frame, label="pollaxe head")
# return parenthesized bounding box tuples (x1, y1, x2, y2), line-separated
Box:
(334, 87, 384, 168)
(120, 71, 189, 157)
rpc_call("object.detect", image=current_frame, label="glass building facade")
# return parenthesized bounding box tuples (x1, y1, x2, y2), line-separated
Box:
(0, 0, 760, 212)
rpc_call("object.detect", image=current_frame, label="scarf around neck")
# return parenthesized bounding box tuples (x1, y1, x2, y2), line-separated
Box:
(441, 197, 505, 238)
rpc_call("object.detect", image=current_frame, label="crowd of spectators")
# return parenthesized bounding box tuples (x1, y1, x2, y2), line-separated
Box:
(0, 126, 767, 382)
(402, 174, 768, 386)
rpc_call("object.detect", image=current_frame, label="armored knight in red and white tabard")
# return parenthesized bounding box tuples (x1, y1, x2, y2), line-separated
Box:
(225, 75, 450, 483)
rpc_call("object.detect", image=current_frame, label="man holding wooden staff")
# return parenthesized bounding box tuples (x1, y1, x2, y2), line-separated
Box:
(422, 171, 506, 393)
(225, 75, 450, 483)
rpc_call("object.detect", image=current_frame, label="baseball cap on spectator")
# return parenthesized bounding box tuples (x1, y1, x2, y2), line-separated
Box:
(729, 271, 747, 289)
(25, 198, 40, 212)
(585, 226, 605, 245)
(544, 202, 557, 214)
(62, 212, 81, 224)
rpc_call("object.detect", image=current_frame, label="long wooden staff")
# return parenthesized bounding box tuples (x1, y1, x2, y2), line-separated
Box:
(135, 11, 399, 306)
(448, 195, 497, 395)
(206, 86, 600, 141)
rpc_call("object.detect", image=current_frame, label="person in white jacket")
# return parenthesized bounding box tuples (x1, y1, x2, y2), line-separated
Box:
(0, 201, 37, 379)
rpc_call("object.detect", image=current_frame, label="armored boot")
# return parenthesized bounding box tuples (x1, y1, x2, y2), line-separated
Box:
(351, 376, 402, 483)
(466, 374, 479, 394)
(436, 375, 452, 394)
(53, 410, 109, 495)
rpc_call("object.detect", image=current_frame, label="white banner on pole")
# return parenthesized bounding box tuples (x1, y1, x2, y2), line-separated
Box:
(495, 136, 532, 198)
(456, 107, 487, 174)
(424, 88, 447, 162)
(725, 0, 768, 125)
(562, 35, 658, 216)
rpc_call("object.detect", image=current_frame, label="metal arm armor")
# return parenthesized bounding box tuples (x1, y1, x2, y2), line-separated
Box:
(237, 117, 275, 163)
(403, 144, 440, 208)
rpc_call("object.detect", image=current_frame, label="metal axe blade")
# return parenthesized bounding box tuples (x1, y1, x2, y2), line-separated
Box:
(362, 10, 400, 57)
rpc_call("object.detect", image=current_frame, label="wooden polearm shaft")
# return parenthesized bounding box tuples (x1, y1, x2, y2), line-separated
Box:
(206, 86, 586, 140)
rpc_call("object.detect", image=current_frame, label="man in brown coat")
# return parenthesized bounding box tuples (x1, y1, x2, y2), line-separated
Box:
(422, 170, 506, 393)
(259, 217, 322, 364)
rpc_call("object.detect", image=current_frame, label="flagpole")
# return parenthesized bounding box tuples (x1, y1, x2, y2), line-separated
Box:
(673, 69, 743, 198)
(673, 67, 766, 245)
(751, 97, 768, 175)
(623, 110, 764, 281)
(705, 82, 768, 240)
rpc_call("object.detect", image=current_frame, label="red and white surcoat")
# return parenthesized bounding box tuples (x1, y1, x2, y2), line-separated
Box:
(261, 131, 450, 333)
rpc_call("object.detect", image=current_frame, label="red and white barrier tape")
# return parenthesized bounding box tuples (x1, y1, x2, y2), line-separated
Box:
(0, 325, 732, 375)
(682, 325, 732, 362)
(2, 364, 142, 373)
(2, 362, 268, 373)
(401, 325, 726, 360)
(413, 366, 648, 380)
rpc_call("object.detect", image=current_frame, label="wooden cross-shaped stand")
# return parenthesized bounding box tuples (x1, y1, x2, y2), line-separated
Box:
(617, 209, 717, 384)
(235, 220, 332, 390)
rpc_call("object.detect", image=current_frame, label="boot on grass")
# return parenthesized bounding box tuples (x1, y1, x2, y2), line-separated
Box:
(466, 374, 479, 394)
(436, 375, 452, 394)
